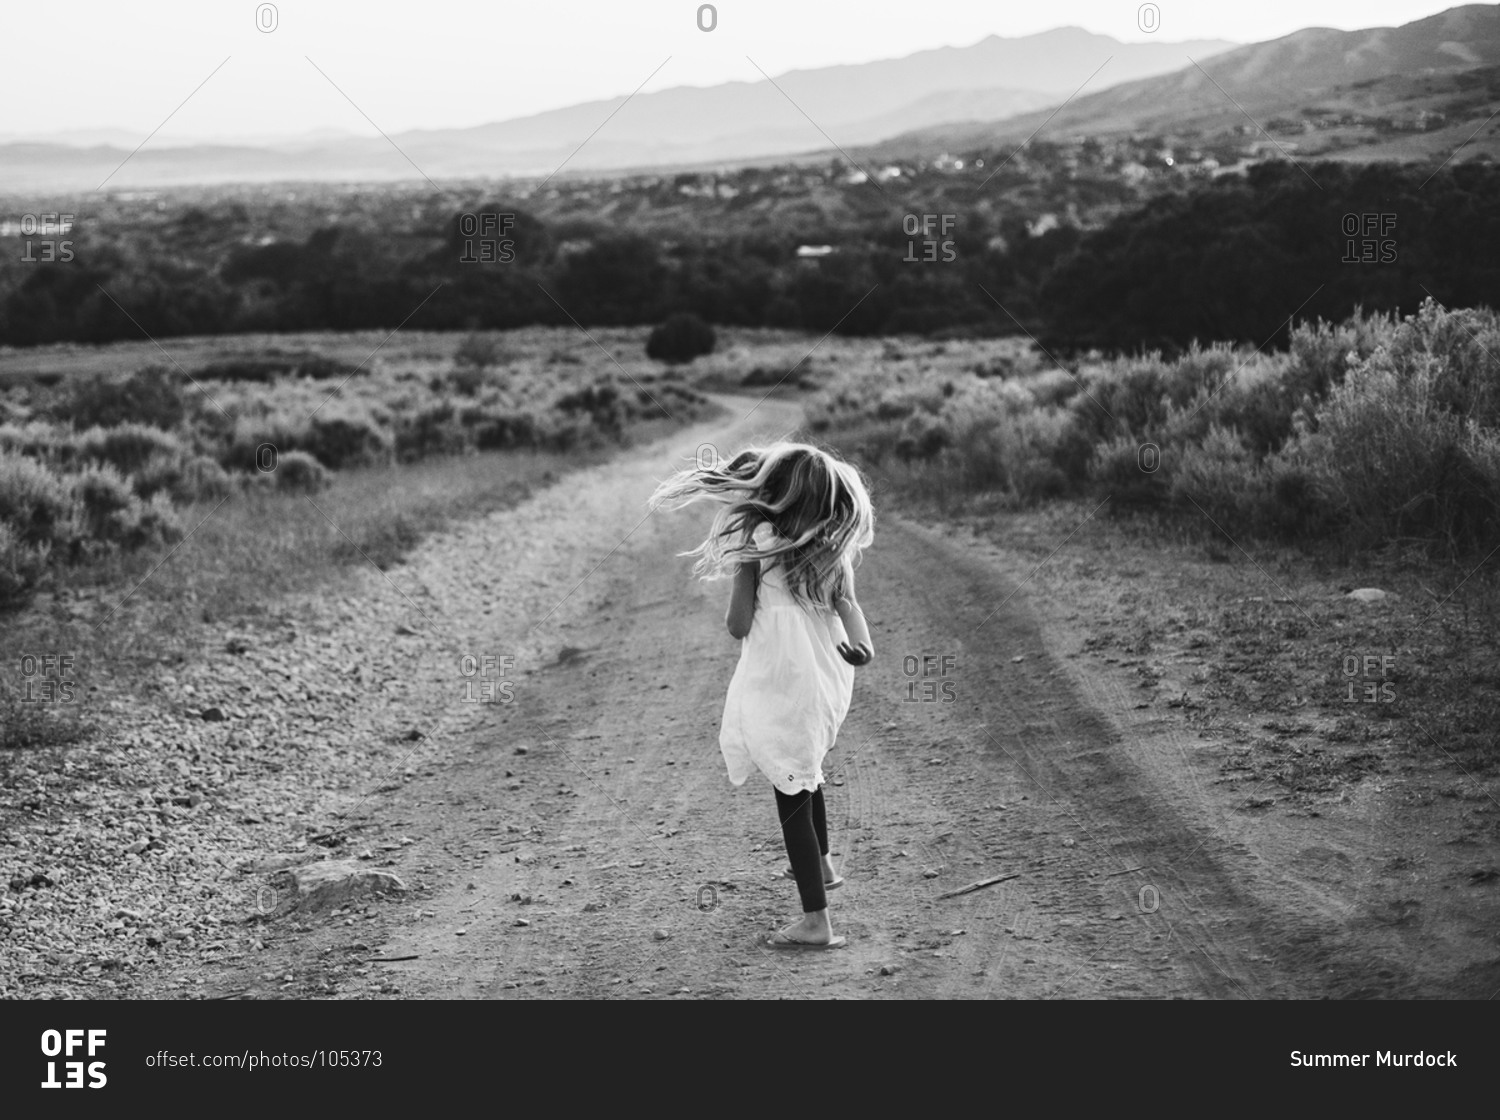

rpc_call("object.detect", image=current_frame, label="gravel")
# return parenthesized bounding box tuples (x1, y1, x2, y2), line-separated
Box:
(1, 436, 676, 999)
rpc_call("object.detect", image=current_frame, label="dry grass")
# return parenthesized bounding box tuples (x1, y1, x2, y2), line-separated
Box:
(2, 409, 721, 756)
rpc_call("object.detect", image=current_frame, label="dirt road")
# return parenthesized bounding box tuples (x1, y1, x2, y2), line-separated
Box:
(192, 392, 1495, 999)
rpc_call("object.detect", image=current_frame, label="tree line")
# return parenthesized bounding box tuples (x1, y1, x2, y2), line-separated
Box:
(2, 160, 1495, 355)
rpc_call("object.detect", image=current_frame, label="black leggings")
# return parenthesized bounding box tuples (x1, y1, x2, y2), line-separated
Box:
(775, 785, 829, 913)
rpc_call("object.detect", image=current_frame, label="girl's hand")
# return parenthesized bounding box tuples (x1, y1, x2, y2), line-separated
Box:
(837, 640, 872, 667)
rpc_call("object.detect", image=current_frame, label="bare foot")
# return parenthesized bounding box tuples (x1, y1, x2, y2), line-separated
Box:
(772, 908, 836, 946)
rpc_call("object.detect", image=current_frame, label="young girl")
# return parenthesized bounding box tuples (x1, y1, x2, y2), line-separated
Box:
(651, 441, 875, 949)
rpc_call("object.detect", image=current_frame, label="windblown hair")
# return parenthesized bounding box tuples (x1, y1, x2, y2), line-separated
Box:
(649, 440, 875, 610)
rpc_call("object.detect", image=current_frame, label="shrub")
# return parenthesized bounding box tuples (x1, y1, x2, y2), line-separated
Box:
(471, 412, 539, 451)
(542, 414, 608, 452)
(1381, 299, 1500, 427)
(741, 362, 816, 389)
(1215, 365, 1297, 456)
(196, 354, 361, 383)
(0, 422, 72, 465)
(970, 355, 1017, 379)
(1298, 343, 1500, 549)
(1165, 344, 1241, 409)
(1089, 434, 1171, 506)
(1025, 367, 1080, 409)
(893, 411, 948, 461)
(273, 450, 330, 494)
(445, 365, 490, 396)
(555, 381, 627, 435)
(0, 450, 78, 550)
(127, 493, 184, 550)
(1168, 425, 1265, 528)
(454, 333, 504, 370)
(1261, 450, 1329, 539)
(292, 355, 363, 380)
(69, 463, 142, 545)
(218, 414, 305, 473)
(48, 365, 186, 429)
(0, 520, 51, 609)
(195, 357, 284, 384)
(1071, 355, 1174, 446)
(303, 410, 392, 470)
(172, 454, 234, 502)
(944, 406, 1072, 502)
(131, 451, 188, 500)
(395, 403, 469, 462)
(1282, 309, 1396, 408)
(73, 423, 188, 477)
(646, 313, 716, 365)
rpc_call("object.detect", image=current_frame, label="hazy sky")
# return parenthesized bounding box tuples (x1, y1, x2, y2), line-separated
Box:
(2, 0, 1469, 140)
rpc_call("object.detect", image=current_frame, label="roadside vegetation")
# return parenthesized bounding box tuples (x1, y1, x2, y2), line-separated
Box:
(0, 326, 714, 750)
(810, 298, 1500, 558)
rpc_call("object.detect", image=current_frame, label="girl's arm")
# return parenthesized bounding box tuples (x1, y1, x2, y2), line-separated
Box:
(833, 569, 873, 666)
(726, 559, 759, 639)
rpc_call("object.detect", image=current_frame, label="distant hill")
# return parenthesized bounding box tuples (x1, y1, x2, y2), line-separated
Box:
(0, 27, 1235, 190)
(865, 3, 1500, 161)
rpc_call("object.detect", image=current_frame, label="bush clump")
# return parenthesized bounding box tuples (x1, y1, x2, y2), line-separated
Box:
(47, 365, 187, 430)
(68, 463, 183, 551)
(0, 450, 78, 553)
(304, 410, 393, 470)
(454, 333, 505, 371)
(646, 313, 716, 365)
(272, 450, 330, 494)
(71, 423, 189, 477)
(394, 403, 469, 462)
(0, 520, 52, 609)
(195, 353, 363, 383)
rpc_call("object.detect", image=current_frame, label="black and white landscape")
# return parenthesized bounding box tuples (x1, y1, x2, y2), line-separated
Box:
(1, 0, 1498, 1042)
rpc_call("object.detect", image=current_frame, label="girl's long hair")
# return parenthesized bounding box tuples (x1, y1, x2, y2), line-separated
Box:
(649, 440, 874, 609)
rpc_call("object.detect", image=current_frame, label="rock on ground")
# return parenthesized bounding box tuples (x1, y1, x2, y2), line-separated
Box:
(273, 861, 407, 913)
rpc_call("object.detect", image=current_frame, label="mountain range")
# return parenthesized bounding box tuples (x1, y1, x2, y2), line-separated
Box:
(3, 6, 1499, 192)
(0, 27, 1235, 191)
(866, 4, 1500, 162)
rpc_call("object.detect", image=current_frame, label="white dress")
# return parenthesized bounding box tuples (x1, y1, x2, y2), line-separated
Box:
(719, 523, 855, 795)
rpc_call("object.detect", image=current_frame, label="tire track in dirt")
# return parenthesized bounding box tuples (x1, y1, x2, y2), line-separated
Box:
(1017, 568, 1467, 999)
